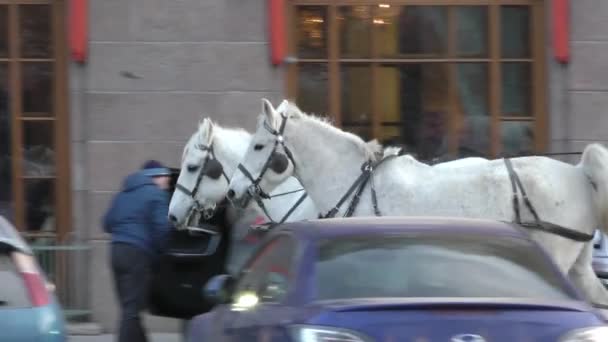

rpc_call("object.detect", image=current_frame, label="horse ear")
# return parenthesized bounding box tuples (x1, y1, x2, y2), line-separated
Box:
(261, 98, 279, 130)
(275, 99, 289, 114)
(199, 118, 214, 147)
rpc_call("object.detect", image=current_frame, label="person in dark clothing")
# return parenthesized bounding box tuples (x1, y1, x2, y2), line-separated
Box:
(103, 160, 173, 342)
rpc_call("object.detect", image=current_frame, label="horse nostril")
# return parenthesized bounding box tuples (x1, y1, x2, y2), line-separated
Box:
(168, 214, 178, 223)
(227, 189, 235, 199)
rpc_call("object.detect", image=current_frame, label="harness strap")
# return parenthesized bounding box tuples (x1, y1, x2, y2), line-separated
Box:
(344, 166, 373, 217)
(279, 192, 308, 223)
(322, 169, 371, 218)
(323, 153, 400, 219)
(504, 158, 594, 242)
(520, 222, 595, 242)
(504, 158, 522, 223)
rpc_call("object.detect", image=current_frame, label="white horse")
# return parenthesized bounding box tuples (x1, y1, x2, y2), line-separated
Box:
(227, 99, 608, 306)
(168, 117, 318, 273)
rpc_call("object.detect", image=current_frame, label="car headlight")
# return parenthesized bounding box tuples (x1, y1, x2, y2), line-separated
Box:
(559, 326, 608, 341)
(289, 325, 373, 342)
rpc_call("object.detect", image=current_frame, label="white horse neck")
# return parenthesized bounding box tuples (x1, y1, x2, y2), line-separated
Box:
(211, 126, 251, 177)
(284, 115, 380, 214)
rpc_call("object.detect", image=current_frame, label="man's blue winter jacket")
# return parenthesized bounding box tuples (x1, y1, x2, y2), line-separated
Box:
(102, 171, 172, 255)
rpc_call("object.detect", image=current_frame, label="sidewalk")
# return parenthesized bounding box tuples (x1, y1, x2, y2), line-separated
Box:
(69, 334, 182, 342)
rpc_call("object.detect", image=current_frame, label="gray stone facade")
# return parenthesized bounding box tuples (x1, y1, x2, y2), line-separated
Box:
(66, 0, 608, 333)
(70, 0, 283, 332)
(570, 0, 608, 152)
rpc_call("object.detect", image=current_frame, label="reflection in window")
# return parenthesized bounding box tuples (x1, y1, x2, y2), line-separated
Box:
(338, 6, 371, 58)
(297, 64, 329, 117)
(22, 63, 53, 115)
(501, 121, 534, 157)
(19, 5, 52, 58)
(376, 6, 447, 58)
(501, 6, 530, 58)
(296, 6, 328, 59)
(25, 179, 54, 233)
(0, 6, 8, 58)
(377, 63, 449, 162)
(341, 65, 372, 124)
(293, 3, 540, 159)
(23, 121, 55, 177)
(502, 63, 532, 116)
(456, 6, 488, 57)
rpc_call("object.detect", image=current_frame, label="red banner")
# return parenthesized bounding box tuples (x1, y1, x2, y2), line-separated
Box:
(69, 0, 88, 63)
(553, 0, 569, 63)
(268, 0, 286, 66)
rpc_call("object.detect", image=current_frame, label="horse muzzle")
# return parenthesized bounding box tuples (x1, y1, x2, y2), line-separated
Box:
(227, 188, 253, 209)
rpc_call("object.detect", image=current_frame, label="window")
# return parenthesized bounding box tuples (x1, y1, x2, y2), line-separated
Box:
(0, 1, 69, 242)
(315, 234, 574, 300)
(234, 235, 297, 303)
(287, 0, 546, 162)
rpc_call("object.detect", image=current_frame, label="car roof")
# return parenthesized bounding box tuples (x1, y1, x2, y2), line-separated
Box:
(0, 216, 32, 254)
(276, 216, 532, 241)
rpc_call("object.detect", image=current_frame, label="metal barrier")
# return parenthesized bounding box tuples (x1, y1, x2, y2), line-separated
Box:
(31, 243, 92, 321)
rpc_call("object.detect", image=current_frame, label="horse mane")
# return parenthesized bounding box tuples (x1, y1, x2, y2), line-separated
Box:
(282, 101, 383, 162)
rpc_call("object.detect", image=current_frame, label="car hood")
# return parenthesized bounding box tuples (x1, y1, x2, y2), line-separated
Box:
(312, 297, 594, 312)
(294, 298, 605, 342)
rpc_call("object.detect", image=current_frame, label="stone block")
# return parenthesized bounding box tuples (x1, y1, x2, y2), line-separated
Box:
(87, 43, 185, 92)
(89, 0, 131, 42)
(87, 142, 184, 191)
(87, 93, 218, 141)
(572, 0, 608, 41)
(570, 91, 608, 141)
(72, 141, 89, 192)
(570, 42, 608, 91)
(214, 91, 284, 131)
(71, 190, 89, 241)
(88, 191, 114, 240)
(222, 0, 267, 42)
(179, 43, 282, 92)
(129, 0, 223, 42)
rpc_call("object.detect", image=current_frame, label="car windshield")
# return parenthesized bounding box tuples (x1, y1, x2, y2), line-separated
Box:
(315, 233, 575, 301)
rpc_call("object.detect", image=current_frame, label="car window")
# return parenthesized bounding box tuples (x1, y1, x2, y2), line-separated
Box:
(315, 234, 575, 301)
(234, 235, 296, 303)
(0, 253, 31, 308)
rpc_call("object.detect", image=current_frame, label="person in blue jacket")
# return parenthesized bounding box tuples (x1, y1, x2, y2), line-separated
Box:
(103, 160, 172, 342)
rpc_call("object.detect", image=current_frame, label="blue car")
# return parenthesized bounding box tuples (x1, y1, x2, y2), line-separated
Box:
(0, 216, 67, 341)
(188, 217, 608, 342)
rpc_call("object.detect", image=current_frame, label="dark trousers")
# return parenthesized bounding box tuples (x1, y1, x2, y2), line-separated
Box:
(111, 243, 151, 342)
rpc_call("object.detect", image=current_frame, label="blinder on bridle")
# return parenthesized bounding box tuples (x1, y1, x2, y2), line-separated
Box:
(175, 144, 229, 219)
(236, 111, 296, 202)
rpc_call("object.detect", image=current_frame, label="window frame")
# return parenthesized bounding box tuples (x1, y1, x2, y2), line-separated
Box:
(285, 0, 547, 159)
(0, 0, 70, 241)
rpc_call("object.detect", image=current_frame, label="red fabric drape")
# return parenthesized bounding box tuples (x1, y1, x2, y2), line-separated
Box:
(69, 0, 88, 63)
(268, 0, 286, 66)
(553, 0, 569, 63)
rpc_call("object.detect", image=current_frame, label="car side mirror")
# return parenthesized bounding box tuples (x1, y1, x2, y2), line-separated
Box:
(203, 274, 236, 305)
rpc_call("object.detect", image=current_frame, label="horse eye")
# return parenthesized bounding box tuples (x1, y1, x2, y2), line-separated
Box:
(254, 144, 264, 151)
(187, 164, 199, 173)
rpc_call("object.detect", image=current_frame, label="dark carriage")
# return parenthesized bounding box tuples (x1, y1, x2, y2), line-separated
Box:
(147, 169, 232, 320)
